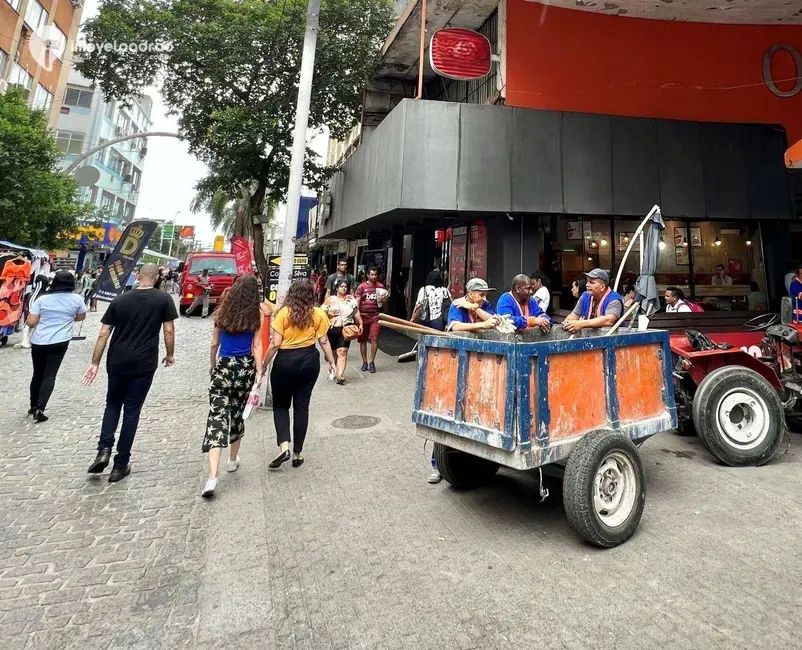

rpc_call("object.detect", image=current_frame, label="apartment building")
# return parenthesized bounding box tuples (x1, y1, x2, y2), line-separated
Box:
(0, 0, 83, 127)
(56, 67, 154, 223)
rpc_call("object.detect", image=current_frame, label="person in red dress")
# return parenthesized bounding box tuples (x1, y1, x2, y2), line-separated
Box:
(355, 266, 385, 373)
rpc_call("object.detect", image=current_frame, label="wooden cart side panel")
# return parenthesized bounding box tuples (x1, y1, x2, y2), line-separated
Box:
(547, 350, 607, 441)
(464, 352, 507, 432)
(421, 348, 459, 418)
(615, 344, 666, 423)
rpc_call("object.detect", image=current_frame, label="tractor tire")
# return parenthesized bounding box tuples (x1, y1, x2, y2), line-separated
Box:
(433, 443, 499, 490)
(179, 304, 189, 316)
(563, 430, 645, 548)
(692, 366, 784, 467)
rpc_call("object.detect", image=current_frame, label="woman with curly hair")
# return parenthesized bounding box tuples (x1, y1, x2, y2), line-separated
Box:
(201, 274, 263, 498)
(263, 278, 336, 469)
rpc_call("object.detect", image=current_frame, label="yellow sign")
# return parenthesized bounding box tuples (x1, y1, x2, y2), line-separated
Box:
(213, 235, 225, 252)
(269, 255, 309, 266)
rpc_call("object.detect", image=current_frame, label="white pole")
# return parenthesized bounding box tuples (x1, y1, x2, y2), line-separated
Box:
(167, 211, 180, 258)
(276, 0, 321, 306)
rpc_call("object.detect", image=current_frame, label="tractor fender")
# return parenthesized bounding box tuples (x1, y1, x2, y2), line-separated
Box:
(684, 349, 783, 392)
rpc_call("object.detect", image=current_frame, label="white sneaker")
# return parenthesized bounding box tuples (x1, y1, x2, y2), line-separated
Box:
(226, 456, 240, 473)
(201, 478, 218, 497)
(427, 471, 442, 484)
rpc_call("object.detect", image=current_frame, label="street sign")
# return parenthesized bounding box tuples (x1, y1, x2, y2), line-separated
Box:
(267, 254, 310, 302)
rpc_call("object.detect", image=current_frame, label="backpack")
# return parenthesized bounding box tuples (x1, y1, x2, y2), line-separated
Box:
(686, 301, 704, 313)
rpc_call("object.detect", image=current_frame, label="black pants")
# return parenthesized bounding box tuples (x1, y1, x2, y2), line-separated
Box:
(30, 342, 70, 410)
(271, 347, 320, 454)
(98, 371, 155, 467)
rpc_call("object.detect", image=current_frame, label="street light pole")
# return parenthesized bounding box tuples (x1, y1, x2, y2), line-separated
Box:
(167, 211, 180, 258)
(275, 0, 321, 306)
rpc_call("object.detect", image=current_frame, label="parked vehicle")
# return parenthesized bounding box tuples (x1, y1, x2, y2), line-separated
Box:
(178, 252, 238, 315)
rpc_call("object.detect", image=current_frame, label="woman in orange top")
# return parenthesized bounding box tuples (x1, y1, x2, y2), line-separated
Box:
(263, 279, 336, 469)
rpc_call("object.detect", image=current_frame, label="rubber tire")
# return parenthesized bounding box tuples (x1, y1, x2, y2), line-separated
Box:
(563, 430, 646, 548)
(433, 443, 499, 490)
(691, 366, 784, 467)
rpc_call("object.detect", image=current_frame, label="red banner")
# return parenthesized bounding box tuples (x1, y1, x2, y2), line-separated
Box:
(230, 236, 254, 275)
(449, 227, 468, 297)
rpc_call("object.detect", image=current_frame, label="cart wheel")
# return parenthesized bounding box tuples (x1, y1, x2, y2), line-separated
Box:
(563, 431, 645, 548)
(433, 443, 499, 490)
(691, 366, 784, 467)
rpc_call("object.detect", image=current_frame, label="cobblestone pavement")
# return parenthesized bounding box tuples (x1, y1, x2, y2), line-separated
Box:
(1, 307, 802, 649)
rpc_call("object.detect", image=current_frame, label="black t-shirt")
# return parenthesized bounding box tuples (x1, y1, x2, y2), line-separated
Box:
(102, 289, 178, 375)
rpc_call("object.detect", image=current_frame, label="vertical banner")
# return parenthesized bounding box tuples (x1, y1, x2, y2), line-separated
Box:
(230, 236, 254, 275)
(449, 226, 468, 297)
(91, 220, 158, 302)
(468, 220, 488, 280)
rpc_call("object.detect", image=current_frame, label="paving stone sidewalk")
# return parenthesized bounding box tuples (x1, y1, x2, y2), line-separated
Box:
(1, 311, 802, 649)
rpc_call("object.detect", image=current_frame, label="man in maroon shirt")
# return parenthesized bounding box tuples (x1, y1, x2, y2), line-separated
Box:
(355, 266, 385, 373)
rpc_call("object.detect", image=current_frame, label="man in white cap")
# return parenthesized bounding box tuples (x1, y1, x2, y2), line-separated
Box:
(446, 278, 500, 332)
(564, 268, 624, 333)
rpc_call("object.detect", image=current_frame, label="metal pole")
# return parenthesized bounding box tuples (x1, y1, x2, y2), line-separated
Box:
(167, 211, 179, 258)
(416, 0, 427, 99)
(276, 0, 321, 306)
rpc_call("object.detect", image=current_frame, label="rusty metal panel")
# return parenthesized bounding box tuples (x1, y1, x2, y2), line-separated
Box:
(421, 348, 459, 418)
(463, 352, 507, 433)
(547, 350, 607, 440)
(615, 344, 666, 423)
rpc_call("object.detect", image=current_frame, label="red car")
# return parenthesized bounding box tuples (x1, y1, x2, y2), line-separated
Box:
(178, 252, 239, 315)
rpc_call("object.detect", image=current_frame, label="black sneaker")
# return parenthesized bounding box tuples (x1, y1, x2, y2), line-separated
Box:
(32, 409, 49, 423)
(369, 362, 376, 374)
(361, 362, 368, 372)
(108, 465, 131, 483)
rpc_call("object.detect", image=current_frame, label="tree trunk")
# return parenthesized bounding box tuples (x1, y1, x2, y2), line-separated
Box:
(250, 176, 269, 283)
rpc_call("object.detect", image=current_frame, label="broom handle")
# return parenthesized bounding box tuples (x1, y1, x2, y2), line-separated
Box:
(378, 313, 444, 335)
(379, 321, 449, 337)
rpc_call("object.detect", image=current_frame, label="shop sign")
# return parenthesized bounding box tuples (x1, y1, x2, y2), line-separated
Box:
(449, 229, 468, 297)
(267, 255, 310, 303)
(430, 28, 492, 81)
(468, 221, 488, 281)
(763, 45, 802, 98)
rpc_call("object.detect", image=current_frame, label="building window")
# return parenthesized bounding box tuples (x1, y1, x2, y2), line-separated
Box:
(64, 86, 94, 109)
(107, 149, 124, 175)
(48, 24, 67, 61)
(9, 63, 33, 99)
(115, 111, 130, 137)
(33, 84, 53, 112)
(5, 0, 22, 12)
(124, 203, 135, 221)
(104, 100, 114, 119)
(100, 192, 115, 213)
(96, 138, 108, 165)
(24, 0, 48, 39)
(131, 167, 142, 191)
(55, 130, 85, 154)
(0, 49, 7, 76)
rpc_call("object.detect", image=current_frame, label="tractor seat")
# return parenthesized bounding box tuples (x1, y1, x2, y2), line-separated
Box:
(766, 324, 800, 345)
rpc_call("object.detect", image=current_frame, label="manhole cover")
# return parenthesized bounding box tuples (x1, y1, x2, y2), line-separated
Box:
(331, 415, 381, 430)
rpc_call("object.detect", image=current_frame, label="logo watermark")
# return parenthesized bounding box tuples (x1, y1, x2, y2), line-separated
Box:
(28, 26, 172, 71)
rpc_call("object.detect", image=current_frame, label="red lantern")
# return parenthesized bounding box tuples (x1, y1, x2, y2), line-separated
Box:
(430, 28, 492, 81)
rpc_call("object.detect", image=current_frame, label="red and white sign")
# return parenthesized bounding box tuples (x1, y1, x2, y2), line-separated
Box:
(430, 28, 492, 81)
(230, 236, 254, 275)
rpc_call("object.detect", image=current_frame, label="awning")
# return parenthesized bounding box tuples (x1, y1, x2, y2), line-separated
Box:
(0, 240, 49, 259)
(786, 139, 802, 169)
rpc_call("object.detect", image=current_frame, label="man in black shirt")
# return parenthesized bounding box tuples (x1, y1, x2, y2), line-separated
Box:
(83, 263, 178, 482)
(323, 258, 354, 300)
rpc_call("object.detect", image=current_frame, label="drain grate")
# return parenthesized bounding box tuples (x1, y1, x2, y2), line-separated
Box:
(331, 415, 382, 430)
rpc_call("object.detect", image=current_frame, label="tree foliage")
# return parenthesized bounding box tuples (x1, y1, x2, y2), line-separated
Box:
(0, 88, 90, 249)
(78, 0, 394, 273)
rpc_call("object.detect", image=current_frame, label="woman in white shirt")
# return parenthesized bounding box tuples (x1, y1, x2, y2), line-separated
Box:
(26, 271, 87, 422)
(322, 279, 362, 384)
(530, 271, 551, 314)
(411, 270, 452, 332)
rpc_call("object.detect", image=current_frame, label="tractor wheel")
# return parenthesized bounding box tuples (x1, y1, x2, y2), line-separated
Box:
(692, 366, 784, 467)
(433, 443, 499, 490)
(563, 430, 645, 548)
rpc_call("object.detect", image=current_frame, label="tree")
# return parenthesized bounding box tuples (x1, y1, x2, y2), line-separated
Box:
(78, 0, 394, 277)
(0, 88, 90, 248)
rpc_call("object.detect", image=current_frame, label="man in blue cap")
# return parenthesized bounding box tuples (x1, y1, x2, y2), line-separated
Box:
(564, 268, 623, 333)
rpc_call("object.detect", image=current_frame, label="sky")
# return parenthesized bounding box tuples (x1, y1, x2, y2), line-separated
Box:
(80, 0, 327, 247)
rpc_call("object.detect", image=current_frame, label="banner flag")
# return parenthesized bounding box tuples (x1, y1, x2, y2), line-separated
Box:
(91, 220, 158, 302)
(231, 236, 254, 275)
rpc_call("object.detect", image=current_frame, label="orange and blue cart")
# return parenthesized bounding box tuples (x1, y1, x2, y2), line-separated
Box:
(414, 328, 678, 547)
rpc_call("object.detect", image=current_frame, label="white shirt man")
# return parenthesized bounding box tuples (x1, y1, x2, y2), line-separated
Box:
(665, 287, 692, 313)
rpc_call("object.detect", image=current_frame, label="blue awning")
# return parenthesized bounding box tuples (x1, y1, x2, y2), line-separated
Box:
(0, 241, 49, 259)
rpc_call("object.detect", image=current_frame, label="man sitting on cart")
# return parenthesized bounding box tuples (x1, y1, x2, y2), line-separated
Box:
(563, 269, 624, 334)
(496, 274, 550, 332)
(447, 278, 500, 332)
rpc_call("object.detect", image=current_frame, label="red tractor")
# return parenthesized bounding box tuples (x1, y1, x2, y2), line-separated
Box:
(670, 311, 797, 467)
